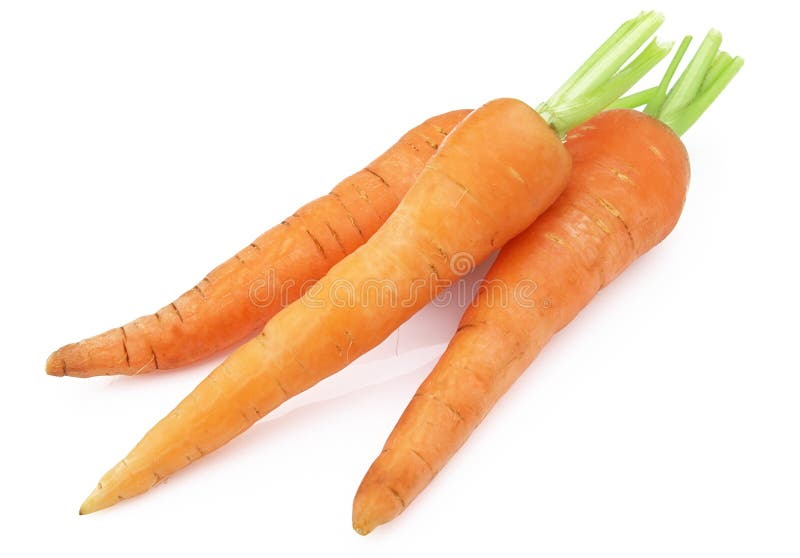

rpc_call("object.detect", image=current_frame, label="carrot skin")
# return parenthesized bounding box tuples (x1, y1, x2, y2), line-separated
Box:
(352, 109, 690, 534)
(46, 110, 470, 377)
(79, 98, 572, 513)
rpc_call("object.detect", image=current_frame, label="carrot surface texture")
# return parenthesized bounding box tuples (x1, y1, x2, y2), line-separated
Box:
(79, 12, 670, 514)
(352, 31, 743, 535)
(46, 109, 469, 377)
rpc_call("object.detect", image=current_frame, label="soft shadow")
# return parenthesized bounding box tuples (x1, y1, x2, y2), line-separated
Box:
(366, 252, 497, 361)
(157, 357, 439, 486)
(103, 252, 495, 390)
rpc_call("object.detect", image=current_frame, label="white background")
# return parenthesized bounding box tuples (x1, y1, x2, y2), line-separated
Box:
(2, 1, 798, 556)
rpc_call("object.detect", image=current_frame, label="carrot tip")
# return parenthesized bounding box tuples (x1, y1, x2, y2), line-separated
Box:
(78, 486, 108, 516)
(45, 351, 66, 376)
(352, 483, 404, 535)
(352, 520, 373, 536)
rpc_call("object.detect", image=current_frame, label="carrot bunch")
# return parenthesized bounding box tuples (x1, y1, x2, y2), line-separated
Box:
(45, 13, 742, 530)
(46, 11, 668, 379)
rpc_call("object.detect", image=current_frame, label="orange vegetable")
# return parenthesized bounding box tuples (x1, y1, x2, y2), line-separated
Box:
(76, 13, 671, 514)
(46, 109, 469, 377)
(352, 31, 743, 534)
(79, 97, 572, 514)
(352, 109, 689, 534)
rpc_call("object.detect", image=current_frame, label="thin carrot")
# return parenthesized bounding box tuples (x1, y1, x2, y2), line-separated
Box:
(46, 109, 469, 377)
(352, 31, 743, 535)
(78, 13, 669, 514)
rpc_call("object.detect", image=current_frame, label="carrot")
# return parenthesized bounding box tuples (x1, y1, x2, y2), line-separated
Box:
(352, 31, 743, 535)
(46, 109, 469, 377)
(78, 12, 670, 514)
(80, 98, 569, 514)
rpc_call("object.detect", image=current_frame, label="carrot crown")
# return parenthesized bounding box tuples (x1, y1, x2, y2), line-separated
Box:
(537, 11, 673, 137)
(609, 30, 744, 136)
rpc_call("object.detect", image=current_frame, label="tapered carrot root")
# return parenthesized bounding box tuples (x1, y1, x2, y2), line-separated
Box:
(354, 28, 744, 532)
(79, 98, 572, 514)
(46, 109, 470, 378)
(352, 109, 691, 535)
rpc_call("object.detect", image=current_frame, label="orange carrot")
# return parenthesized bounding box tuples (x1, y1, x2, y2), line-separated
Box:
(352, 32, 743, 534)
(352, 110, 688, 534)
(79, 97, 571, 514)
(46, 109, 469, 377)
(77, 13, 670, 513)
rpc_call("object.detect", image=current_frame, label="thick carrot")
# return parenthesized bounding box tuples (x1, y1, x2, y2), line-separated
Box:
(352, 110, 688, 534)
(78, 12, 670, 513)
(79, 97, 571, 514)
(352, 32, 743, 535)
(46, 109, 469, 377)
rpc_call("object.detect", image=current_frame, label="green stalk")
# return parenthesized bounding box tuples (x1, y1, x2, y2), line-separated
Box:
(544, 38, 673, 136)
(537, 11, 667, 136)
(564, 13, 664, 102)
(659, 29, 722, 118)
(701, 51, 733, 90)
(644, 35, 693, 117)
(544, 15, 640, 107)
(620, 28, 744, 136)
(662, 55, 743, 136)
(608, 87, 657, 109)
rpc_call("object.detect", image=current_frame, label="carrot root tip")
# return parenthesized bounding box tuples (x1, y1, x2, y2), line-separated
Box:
(78, 485, 110, 516)
(45, 351, 66, 376)
(352, 522, 372, 536)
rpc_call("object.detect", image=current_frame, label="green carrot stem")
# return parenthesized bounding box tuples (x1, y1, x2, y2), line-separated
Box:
(544, 13, 645, 107)
(554, 12, 664, 105)
(608, 87, 657, 109)
(701, 51, 733, 91)
(659, 29, 722, 118)
(624, 27, 744, 136)
(663, 55, 743, 136)
(545, 38, 673, 135)
(538, 11, 670, 137)
(645, 35, 693, 117)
